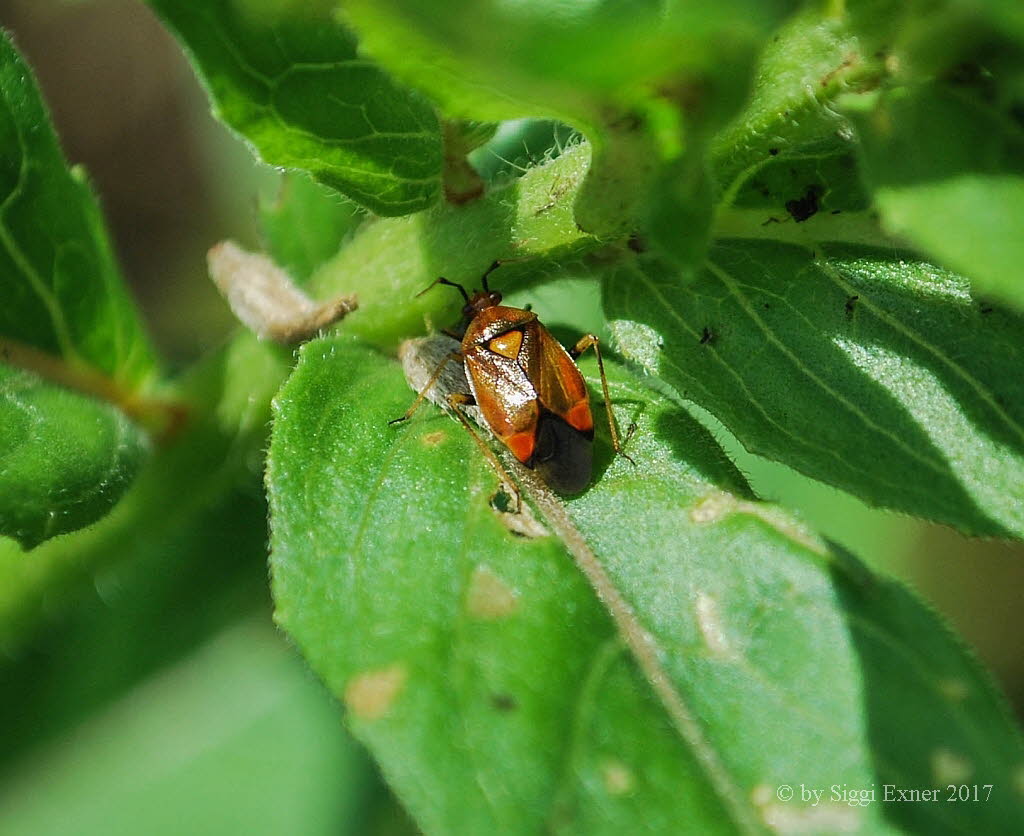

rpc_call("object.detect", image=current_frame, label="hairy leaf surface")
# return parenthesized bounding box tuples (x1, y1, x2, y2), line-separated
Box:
(710, 8, 870, 209)
(268, 337, 1023, 834)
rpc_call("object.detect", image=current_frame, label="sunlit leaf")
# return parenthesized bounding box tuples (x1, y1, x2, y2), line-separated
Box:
(604, 243, 1024, 538)
(148, 0, 443, 215)
(268, 337, 1024, 833)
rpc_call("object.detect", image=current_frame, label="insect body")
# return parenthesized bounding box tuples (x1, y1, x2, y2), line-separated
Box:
(391, 262, 629, 499)
(460, 292, 596, 493)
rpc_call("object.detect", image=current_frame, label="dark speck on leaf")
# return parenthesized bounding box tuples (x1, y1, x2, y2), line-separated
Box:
(492, 693, 517, 711)
(627, 233, 646, 253)
(831, 209, 841, 215)
(845, 295, 859, 319)
(768, 147, 779, 156)
(611, 111, 644, 131)
(786, 185, 821, 222)
(980, 305, 994, 315)
(700, 326, 715, 345)
(491, 489, 516, 514)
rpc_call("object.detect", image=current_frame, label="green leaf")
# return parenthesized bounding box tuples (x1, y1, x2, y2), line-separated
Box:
(845, 83, 1024, 308)
(844, 0, 1024, 78)
(0, 33, 163, 546)
(603, 243, 1024, 539)
(305, 142, 599, 348)
(268, 337, 1024, 834)
(695, 8, 882, 270)
(342, 0, 797, 124)
(0, 332, 289, 646)
(0, 365, 148, 550)
(258, 173, 362, 284)
(0, 31, 156, 387)
(709, 7, 876, 213)
(832, 557, 1024, 834)
(0, 471, 268, 762)
(641, 152, 715, 270)
(0, 619, 382, 836)
(147, 0, 443, 216)
(342, 0, 797, 246)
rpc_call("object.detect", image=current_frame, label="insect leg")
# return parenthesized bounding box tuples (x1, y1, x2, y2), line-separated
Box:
(447, 393, 522, 513)
(388, 351, 462, 425)
(570, 334, 635, 463)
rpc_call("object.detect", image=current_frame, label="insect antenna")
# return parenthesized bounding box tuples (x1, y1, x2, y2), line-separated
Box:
(480, 260, 502, 292)
(417, 276, 470, 302)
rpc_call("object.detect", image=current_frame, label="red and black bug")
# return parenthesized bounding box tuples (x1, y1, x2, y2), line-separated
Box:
(390, 262, 630, 499)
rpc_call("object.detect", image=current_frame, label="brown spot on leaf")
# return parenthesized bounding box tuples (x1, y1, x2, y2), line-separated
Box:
(491, 693, 518, 712)
(785, 186, 821, 222)
(932, 748, 972, 785)
(344, 663, 408, 720)
(466, 565, 519, 619)
(601, 759, 635, 795)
